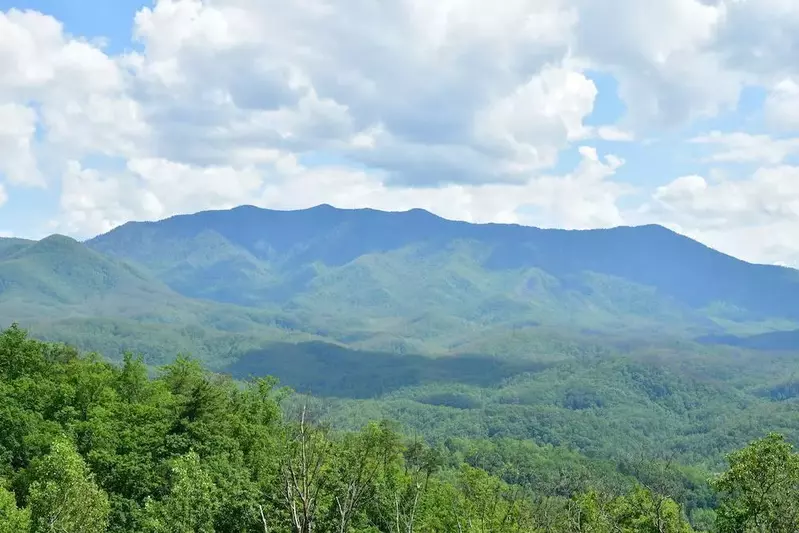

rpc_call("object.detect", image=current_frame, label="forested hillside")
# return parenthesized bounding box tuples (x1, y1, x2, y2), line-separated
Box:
(2, 207, 799, 531)
(4, 205, 799, 364)
(86, 205, 799, 345)
(2, 326, 798, 532)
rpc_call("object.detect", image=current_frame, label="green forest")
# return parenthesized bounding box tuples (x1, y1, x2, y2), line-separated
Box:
(2, 325, 798, 532)
(3, 208, 799, 531)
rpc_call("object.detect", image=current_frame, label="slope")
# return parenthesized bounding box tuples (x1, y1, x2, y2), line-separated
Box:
(0, 235, 328, 364)
(0, 234, 180, 321)
(86, 205, 799, 344)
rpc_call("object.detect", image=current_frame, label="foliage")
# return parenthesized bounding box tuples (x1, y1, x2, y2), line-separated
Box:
(27, 437, 110, 533)
(712, 433, 799, 532)
(1, 325, 798, 532)
(7, 205, 799, 367)
(0, 481, 30, 533)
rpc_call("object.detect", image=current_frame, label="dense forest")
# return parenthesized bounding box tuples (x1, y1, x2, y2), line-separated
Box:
(1, 325, 798, 532)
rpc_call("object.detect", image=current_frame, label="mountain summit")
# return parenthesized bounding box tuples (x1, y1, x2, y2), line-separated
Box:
(84, 205, 799, 341)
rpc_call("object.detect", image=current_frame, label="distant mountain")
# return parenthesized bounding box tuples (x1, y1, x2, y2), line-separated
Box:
(85, 205, 799, 342)
(3, 205, 798, 363)
(0, 235, 323, 364)
(699, 329, 799, 352)
(0, 234, 177, 320)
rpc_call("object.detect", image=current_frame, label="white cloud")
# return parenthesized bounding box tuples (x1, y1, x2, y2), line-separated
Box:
(593, 126, 635, 142)
(472, 64, 599, 179)
(121, 0, 592, 186)
(58, 158, 266, 235)
(59, 144, 628, 238)
(3, 0, 799, 265)
(0, 8, 144, 178)
(0, 103, 41, 186)
(691, 131, 799, 164)
(574, 0, 741, 129)
(714, 0, 799, 80)
(764, 79, 799, 131)
(649, 165, 799, 265)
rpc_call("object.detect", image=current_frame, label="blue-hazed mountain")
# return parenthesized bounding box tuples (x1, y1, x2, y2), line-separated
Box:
(84, 204, 799, 346)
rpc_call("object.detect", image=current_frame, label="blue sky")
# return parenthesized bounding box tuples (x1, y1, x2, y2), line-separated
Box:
(1, 0, 799, 266)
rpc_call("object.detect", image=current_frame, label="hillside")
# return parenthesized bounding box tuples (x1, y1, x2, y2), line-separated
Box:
(3, 206, 798, 360)
(2, 213, 799, 533)
(0, 235, 326, 364)
(7, 327, 799, 533)
(0, 234, 179, 321)
(86, 205, 799, 345)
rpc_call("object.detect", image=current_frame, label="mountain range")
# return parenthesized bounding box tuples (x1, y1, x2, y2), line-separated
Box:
(2, 204, 799, 364)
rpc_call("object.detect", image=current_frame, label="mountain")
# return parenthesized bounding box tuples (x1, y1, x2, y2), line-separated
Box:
(4, 205, 798, 362)
(85, 204, 799, 345)
(0, 235, 324, 364)
(699, 329, 799, 352)
(0, 234, 178, 321)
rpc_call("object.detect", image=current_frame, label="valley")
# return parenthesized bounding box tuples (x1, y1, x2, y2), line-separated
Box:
(2, 205, 799, 531)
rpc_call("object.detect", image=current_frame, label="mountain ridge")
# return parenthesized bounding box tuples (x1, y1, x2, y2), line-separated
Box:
(3, 204, 799, 361)
(85, 204, 799, 335)
(85, 203, 784, 270)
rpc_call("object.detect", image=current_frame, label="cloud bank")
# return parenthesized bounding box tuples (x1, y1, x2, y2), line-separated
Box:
(1, 0, 799, 265)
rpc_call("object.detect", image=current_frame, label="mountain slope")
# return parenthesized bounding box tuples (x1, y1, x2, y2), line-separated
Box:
(0, 234, 179, 319)
(0, 235, 327, 363)
(86, 205, 799, 340)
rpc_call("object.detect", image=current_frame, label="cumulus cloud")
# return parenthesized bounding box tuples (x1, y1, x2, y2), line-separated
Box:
(0, 103, 41, 186)
(2, 0, 799, 265)
(646, 165, 799, 265)
(60, 143, 628, 236)
(573, 0, 741, 129)
(123, 0, 592, 185)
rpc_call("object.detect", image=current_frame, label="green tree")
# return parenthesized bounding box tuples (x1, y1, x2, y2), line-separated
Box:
(0, 482, 30, 533)
(27, 437, 110, 533)
(279, 406, 333, 533)
(116, 353, 149, 404)
(565, 487, 695, 533)
(332, 421, 403, 533)
(141, 452, 219, 533)
(612, 485, 694, 533)
(0, 323, 45, 381)
(713, 433, 799, 533)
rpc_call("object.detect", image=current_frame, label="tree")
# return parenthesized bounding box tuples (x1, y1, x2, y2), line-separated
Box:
(280, 405, 333, 533)
(612, 485, 694, 533)
(27, 437, 110, 533)
(385, 440, 442, 533)
(452, 464, 532, 533)
(116, 352, 149, 404)
(565, 487, 694, 533)
(0, 323, 44, 380)
(140, 451, 219, 533)
(713, 433, 799, 533)
(333, 421, 403, 533)
(0, 482, 30, 533)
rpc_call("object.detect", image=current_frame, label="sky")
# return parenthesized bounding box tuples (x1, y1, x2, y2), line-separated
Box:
(1, 0, 799, 266)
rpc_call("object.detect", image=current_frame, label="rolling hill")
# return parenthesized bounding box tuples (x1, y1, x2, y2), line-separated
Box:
(0, 234, 178, 321)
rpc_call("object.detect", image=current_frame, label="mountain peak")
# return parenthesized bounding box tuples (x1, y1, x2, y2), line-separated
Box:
(83, 203, 799, 328)
(13, 234, 85, 258)
(38, 233, 80, 245)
